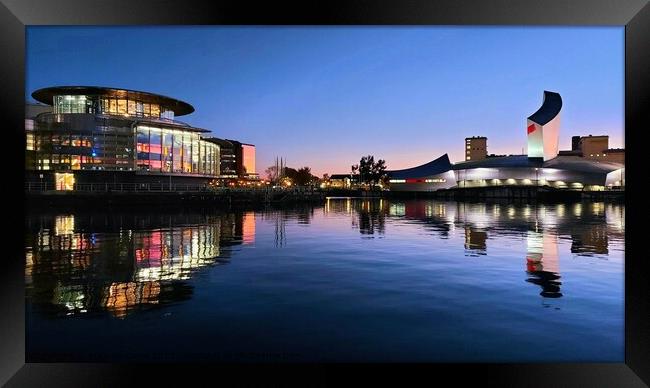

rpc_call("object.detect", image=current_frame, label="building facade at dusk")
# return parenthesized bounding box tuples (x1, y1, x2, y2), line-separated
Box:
(27, 86, 223, 189)
(559, 134, 625, 164)
(465, 136, 487, 161)
(203, 138, 257, 181)
(389, 91, 624, 192)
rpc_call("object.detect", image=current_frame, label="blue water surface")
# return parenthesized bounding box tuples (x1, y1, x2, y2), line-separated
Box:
(25, 199, 624, 362)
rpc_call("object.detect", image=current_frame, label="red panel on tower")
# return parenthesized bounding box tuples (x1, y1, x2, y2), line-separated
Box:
(527, 124, 536, 134)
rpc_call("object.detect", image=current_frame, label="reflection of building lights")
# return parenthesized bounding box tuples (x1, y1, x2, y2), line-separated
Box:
(242, 212, 255, 244)
(592, 202, 604, 215)
(573, 203, 583, 216)
(103, 281, 161, 319)
(55, 215, 75, 235)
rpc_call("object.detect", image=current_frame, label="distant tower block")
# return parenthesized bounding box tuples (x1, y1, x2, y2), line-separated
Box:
(465, 136, 487, 161)
(527, 91, 562, 160)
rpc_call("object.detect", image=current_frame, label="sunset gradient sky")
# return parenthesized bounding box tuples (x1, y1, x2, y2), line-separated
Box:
(26, 26, 624, 177)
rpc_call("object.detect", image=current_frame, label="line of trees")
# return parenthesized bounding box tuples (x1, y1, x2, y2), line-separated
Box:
(265, 165, 319, 186)
(263, 154, 388, 188)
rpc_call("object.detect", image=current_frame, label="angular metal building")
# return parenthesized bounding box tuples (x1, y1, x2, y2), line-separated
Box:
(386, 91, 623, 192)
(527, 91, 562, 161)
(387, 154, 457, 191)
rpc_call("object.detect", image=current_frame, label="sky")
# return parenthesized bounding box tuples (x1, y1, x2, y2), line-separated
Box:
(26, 26, 624, 177)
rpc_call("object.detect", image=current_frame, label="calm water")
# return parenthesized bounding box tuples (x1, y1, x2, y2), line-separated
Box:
(25, 199, 625, 362)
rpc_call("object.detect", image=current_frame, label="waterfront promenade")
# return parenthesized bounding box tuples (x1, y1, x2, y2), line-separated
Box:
(25, 183, 325, 208)
(25, 182, 623, 208)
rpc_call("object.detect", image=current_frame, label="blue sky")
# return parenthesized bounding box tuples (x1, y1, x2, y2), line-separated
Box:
(26, 26, 624, 176)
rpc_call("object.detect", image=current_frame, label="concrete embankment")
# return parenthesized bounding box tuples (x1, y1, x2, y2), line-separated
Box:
(26, 189, 326, 209)
(25, 186, 623, 210)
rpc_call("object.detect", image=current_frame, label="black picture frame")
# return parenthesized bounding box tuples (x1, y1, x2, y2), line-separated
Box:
(1, 0, 648, 386)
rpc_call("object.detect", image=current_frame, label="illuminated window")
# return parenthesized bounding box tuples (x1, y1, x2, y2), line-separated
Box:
(173, 133, 182, 173)
(117, 99, 127, 115)
(136, 101, 144, 117)
(26, 132, 34, 151)
(466, 146, 471, 149)
(55, 173, 75, 191)
(108, 99, 118, 114)
(149, 129, 162, 172)
(467, 156, 471, 160)
(162, 131, 173, 172)
(150, 104, 160, 118)
(71, 156, 81, 170)
(127, 100, 136, 115)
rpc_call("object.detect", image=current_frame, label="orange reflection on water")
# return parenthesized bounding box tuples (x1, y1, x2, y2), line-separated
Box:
(242, 212, 255, 244)
(103, 281, 161, 319)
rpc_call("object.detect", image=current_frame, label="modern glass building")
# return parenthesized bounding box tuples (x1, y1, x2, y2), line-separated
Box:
(27, 86, 221, 189)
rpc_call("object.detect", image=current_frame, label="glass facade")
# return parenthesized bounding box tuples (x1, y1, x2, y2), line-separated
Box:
(135, 125, 219, 175)
(53, 95, 175, 121)
(33, 114, 134, 171)
(32, 94, 219, 177)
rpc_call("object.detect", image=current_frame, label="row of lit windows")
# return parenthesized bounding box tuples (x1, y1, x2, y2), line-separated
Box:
(53, 95, 175, 121)
(457, 178, 598, 189)
(136, 126, 219, 176)
(29, 116, 220, 176)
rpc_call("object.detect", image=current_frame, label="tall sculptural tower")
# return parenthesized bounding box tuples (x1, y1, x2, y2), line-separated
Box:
(527, 91, 562, 160)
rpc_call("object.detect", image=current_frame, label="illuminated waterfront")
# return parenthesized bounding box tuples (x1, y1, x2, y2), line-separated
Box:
(26, 199, 624, 362)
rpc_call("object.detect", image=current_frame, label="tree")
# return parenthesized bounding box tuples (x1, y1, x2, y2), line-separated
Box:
(265, 165, 278, 182)
(295, 167, 315, 186)
(356, 155, 387, 188)
(268, 165, 318, 186)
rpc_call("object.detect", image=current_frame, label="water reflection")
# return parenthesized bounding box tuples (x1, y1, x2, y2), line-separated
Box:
(27, 200, 624, 320)
(259, 204, 315, 247)
(25, 212, 253, 318)
(324, 199, 625, 299)
(464, 227, 487, 255)
(526, 230, 562, 298)
(356, 199, 387, 236)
